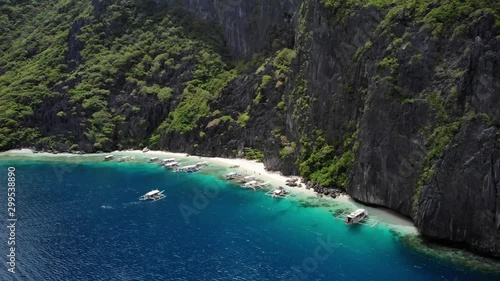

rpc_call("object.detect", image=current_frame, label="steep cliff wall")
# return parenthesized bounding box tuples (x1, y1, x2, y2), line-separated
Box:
(180, 0, 300, 58)
(282, 1, 500, 257)
(0, 0, 499, 257)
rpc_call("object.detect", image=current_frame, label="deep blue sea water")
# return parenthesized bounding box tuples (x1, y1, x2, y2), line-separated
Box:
(0, 159, 499, 281)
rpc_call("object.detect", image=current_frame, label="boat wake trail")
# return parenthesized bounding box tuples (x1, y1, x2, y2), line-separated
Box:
(122, 201, 141, 208)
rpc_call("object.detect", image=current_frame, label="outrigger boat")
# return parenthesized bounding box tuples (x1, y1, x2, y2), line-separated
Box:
(265, 186, 291, 198)
(149, 157, 159, 163)
(334, 208, 380, 227)
(175, 165, 200, 173)
(242, 180, 270, 190)
(223, 171, 240, 180)
(344, 209, 368, 225)
(139, 189, 166, 201)
(164, 162, 180, 169)
(239, 175, 257, 183)
(117, 156, 134, 162)
(142, 147, 149, 153)
(104, 155, 114, 161)
(195, 161, 208, 168)
(160, 158, 176, 165)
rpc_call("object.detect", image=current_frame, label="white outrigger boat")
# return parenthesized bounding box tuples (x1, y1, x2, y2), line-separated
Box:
(334, 208, 380, 227)
(104, 155, 114, 161)
(223, 171, 241, 180)
(164, 162, 180, 169)
(241, 180, 270, 190)
(117, 156, 135, 162)
(149, 157, 159, 162)
(175, 165, 200, 173)
(344, 209, 368, 225)
(160, 158, 176, 165)
(265, 186, 291, 198)
(195, 161, 208, 167)
(139, 189, 166, 201)
(239, 175, 257, 183)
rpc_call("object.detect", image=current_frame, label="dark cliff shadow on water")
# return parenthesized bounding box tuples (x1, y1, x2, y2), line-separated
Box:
(399, 234, 500, 276)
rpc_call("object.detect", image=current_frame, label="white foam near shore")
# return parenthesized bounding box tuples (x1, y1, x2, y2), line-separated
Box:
(1, 148, 417, 232)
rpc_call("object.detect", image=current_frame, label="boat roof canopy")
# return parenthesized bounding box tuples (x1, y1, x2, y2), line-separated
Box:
(347, 209, 366, 218)
(145, 190, 160, 196)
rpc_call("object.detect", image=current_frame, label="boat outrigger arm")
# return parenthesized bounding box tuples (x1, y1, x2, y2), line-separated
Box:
(139, 190, 166, 201)
(241, 181, 270, 190)
(265, 186, 291, 198)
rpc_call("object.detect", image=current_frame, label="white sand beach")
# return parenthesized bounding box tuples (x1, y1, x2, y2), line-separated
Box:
(2, 148, 417, 231)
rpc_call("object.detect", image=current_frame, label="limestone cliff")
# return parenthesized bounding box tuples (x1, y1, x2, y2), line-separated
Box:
(0, 0, 499, 257)
(174, 0, 500, 257)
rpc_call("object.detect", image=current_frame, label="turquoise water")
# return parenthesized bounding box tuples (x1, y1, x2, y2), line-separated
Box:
(0, 159, 498, 280)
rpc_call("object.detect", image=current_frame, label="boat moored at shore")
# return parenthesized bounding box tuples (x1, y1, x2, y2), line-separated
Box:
(164, 162, 180, 169)
(195, 161, 208, 168)
(117, 156, 135, 162)
(175, 165, 200, 173)
(160, 158, 176, 165)
(239, 175, 257, 183)
(242, 180, 270, 190)
(265, 186, 291, 198)
(149, 157, 159, 162)
(345, 209, 368, 225)
(223, 171, 241, 180)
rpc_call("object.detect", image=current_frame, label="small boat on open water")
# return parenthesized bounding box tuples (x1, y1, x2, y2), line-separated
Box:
(139, 189, 166, 201)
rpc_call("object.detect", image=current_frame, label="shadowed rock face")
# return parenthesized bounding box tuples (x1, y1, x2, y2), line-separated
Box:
(415, 34, 500, 257)
(416, 123, 500, 257)
(181, 0, 300, 58)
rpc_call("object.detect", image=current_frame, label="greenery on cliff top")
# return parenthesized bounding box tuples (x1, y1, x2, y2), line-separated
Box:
(0, 0, 235, 150)
(322, 0, 500, 31)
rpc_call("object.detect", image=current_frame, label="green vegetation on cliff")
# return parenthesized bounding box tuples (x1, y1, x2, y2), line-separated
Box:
(322, 0, 500, 28)
(0, 0, 235, 150)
